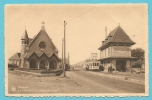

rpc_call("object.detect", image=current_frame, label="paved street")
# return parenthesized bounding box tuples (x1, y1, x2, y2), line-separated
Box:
(8, 69, 145, 94)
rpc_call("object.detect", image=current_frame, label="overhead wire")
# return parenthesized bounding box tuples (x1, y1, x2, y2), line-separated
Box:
(68, 7, 96, 23)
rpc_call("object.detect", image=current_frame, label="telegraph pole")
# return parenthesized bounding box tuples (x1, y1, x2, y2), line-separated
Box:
(62, 38, 64, 71)
(64, 21, 67, 77)
(68, 52, 70, 65)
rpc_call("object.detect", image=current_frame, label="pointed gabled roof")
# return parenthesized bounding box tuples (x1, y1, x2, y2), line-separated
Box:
(26, 52, 61, 61)
(21, 30, 28, 40)
(99, 25, 135, 50)
(26, 52, 38, 59)
(39, 52, 49, 58)
(109, 26, 135, 43)
(9, 53, 21, 60)
(28, 29, 58, 51)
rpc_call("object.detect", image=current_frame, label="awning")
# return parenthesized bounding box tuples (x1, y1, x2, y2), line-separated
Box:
(98, 57, 137, 61)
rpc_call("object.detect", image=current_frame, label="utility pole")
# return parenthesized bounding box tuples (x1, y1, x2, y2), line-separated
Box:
(62, 38, 64, 71)
(64, 21, 67, 77)
(68, 52, 70, 65)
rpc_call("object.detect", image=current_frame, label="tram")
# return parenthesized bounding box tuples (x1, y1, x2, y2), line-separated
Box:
(88, 59, 100, 70)
(83, 59, 100, 71)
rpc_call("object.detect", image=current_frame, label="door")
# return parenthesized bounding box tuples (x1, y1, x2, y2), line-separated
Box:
(49, 60, 57, 69)
(39, 60, 46, 69)
(30, 60, 37, 68)
(116, 60, 126, 72)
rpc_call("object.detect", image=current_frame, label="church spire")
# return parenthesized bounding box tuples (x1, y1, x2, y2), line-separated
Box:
(41, 21, 45, 30)
(21, 29, 28, 40)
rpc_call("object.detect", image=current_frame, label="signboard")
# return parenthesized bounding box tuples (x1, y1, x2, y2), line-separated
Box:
(91, 53, 98, 60)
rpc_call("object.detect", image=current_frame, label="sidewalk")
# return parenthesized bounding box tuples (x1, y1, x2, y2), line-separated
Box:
(87, 71, 145, 84)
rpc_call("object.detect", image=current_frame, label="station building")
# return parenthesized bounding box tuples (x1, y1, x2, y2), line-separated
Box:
(98, 25, 135, 72)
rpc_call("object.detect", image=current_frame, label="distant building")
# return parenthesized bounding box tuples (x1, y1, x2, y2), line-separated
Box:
(9, 23, 61, 69)
(8, 53, 20, 66)
(98, 25, 135, 72)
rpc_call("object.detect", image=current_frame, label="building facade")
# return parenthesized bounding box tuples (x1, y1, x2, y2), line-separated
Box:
(9, 24, 61, 70)
(98, 25, 135, 72)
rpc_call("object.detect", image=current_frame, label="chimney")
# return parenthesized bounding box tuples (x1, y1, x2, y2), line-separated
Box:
(102, 41, 105, 45)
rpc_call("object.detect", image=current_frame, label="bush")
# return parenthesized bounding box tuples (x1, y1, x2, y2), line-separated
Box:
(132, 59, 142, 68)
(8, 64, 18, 69)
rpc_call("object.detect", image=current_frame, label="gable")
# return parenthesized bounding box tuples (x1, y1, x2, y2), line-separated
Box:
(50, 53, 61, 62)
(28, 30, 58, 55)
(39, 52, 49, 60)
(9, 53, 20, 60)
(27, 52, 39, 61)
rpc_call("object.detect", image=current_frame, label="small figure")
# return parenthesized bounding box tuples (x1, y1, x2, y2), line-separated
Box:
(46, 66, 49, 71)
(131, 68, 133, 74)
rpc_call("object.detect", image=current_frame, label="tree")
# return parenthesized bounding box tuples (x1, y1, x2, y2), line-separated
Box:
(132, 59, 143, 68)
(131, 48, 145, 68)
(131, 48, 145, 58)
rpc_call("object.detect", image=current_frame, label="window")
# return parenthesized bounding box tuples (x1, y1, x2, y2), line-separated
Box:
(102, 51, 103, 58)
(39, 42, 46, 49)
(108, 48, 110, 56)
(105, 50, 106, 57)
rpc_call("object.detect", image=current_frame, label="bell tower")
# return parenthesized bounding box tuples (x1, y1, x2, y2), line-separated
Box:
(20, 29, 29, 68)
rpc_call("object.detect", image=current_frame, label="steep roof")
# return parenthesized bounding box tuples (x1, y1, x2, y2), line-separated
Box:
(28, 29, 58, 52)
(9, 53, 21, 60)
(99, 25, 135, 50)
(28, 38, 33, 44)
(21, 30, 28, 40)
(26, 52, 60, 61)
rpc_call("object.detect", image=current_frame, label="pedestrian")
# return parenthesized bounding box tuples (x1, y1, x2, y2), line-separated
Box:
(131, 68, 133, 74)
(109, 65, 112, 73)
(85, 65, 89, 72)
(85, 67, 87, 72)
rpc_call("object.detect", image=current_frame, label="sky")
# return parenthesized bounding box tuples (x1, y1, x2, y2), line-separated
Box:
(5, 4, 148, 65)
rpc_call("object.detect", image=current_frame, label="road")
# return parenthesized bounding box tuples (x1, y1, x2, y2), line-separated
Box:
(66, 70, 145, 93)
(7, 69, 145, 94)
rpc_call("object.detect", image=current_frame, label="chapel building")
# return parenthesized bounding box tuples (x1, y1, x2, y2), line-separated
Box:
(9, 24, 61, 70)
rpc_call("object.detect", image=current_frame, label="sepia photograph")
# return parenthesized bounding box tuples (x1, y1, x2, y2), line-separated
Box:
(5, 4, 148, 96)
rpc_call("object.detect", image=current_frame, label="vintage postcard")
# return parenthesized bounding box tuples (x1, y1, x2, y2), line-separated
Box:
(5, 4, 148, 96)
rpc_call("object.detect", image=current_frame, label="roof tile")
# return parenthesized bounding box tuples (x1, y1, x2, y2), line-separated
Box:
(99, 26, 135, 50)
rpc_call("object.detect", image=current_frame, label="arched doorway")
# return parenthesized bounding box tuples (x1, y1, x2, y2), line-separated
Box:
(116, 60, 126, 72)
(49, 60, 57, 69)
(39, 60, 47, 69)
(30, 59, 37, 68)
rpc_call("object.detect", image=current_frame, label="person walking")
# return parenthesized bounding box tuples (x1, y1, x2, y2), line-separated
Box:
(109, 65, 112, 73)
